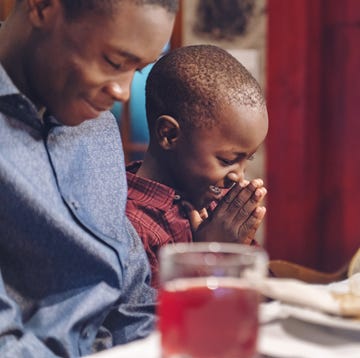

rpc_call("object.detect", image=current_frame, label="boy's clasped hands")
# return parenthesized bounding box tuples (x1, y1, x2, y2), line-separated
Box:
(183, 178, 267, 245)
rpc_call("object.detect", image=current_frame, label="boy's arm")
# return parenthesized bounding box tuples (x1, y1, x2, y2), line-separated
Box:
(184, 179, 267, 244)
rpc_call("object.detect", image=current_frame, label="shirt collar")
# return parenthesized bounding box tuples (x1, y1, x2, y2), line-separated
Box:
(126, 161, 181, 211)
(0, 62, 20, 97)
(0, 62, 57, 129)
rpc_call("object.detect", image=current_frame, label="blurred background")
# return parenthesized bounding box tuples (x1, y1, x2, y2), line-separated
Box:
(1, 0, 359, 272)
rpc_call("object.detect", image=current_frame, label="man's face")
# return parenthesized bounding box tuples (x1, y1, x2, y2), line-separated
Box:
(169, 104, 268, 210)
(25, 1, 175, 125)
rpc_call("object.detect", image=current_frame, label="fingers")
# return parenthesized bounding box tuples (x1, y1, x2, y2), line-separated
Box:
(232, 185, 267, 224)
(242, 206, 267, 242)
(217, 178, 266, 222)
(182, 200, 207, 232)
(183, 179, 267, 245)
(210, 178, 267, 244)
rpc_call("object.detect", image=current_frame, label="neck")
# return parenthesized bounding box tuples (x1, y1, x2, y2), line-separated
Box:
(0, 7, 37, 106)
(137, 146, 176, 188)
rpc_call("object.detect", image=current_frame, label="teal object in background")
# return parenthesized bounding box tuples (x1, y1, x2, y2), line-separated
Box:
(110, 64, 153, 145)
(128, 64, 153, 143)
(110, 66, 152, 161)
(111, 101, 123, 123)
(111, 43, 170, 160)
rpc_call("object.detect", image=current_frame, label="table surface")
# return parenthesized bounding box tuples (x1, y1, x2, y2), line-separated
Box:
(87, 300, 360, 358)
(88, 281, 360, 358)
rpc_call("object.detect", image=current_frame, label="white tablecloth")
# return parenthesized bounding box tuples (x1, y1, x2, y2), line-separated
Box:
(259, 303, 360, 358)
(87, 276, 360, 357)
(87, 301, 360, 358)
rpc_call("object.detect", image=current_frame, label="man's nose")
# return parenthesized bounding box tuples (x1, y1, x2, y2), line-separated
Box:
(104, 72, 135, 103)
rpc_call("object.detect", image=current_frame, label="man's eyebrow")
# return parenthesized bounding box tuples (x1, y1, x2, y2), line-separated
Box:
(115, 47, 169, 65)
(115, 49, 142, 63)
(114, 49, 162, 69)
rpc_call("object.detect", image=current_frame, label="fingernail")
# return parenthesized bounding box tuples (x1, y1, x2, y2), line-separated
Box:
(240, 180, 250, 188)
(254, 179, 263, 187)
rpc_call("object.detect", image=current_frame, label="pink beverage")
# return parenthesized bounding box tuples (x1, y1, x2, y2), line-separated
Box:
(158, 277, 260, 358)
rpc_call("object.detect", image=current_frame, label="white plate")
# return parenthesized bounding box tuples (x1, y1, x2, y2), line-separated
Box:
(281, 303, 360, 331)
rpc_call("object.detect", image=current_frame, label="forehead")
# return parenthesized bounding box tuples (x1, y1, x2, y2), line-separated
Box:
(189, 104, 268, 153)
(62, 2, 175, 64)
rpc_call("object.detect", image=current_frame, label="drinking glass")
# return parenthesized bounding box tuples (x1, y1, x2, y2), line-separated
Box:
(157, 242, 268, 358)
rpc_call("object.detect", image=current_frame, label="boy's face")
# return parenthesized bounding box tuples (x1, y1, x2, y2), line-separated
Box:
(169, 104, 268, 210)
(24, 1, 174, 125)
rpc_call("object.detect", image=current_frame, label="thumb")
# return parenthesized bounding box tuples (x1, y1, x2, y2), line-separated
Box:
(181, 201, 206, 231)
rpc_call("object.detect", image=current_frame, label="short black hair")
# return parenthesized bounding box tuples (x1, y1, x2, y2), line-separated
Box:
(64, 0, 178, 20)
(146, 44, 266, 132)
(17, 0, 178, 20)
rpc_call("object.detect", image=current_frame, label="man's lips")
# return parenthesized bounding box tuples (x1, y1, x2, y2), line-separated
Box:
(83, 99, 112, 116)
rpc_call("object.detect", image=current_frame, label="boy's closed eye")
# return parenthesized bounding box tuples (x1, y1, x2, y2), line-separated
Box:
(218, 153, 255, 166)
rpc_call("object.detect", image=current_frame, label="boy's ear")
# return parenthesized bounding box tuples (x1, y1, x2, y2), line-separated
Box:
(155, 115, 181, 150)
(27, 0, 61, 28)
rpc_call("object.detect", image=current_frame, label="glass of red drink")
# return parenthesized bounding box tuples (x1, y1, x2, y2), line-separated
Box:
(158, 242, 268, 358)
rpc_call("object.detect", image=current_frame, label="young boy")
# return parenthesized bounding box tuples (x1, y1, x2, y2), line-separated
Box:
(126, 45, 269, 287)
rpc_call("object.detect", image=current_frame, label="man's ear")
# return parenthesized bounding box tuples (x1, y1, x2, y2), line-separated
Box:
(155, 115, 181, 150)
(27, 0, 61, 28)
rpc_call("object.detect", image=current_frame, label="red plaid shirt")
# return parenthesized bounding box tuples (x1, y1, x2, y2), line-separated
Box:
(126, 161, 192, 288)
(126, 161, 260, 287)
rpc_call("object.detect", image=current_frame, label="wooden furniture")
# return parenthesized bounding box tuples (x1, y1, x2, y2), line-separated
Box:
(270, 248, 360, 284)
(0, 0, 14, 20)
(269, 260, 348, 284)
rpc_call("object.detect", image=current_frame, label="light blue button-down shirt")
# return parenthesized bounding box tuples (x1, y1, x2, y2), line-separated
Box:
(0, 63, 157, 357)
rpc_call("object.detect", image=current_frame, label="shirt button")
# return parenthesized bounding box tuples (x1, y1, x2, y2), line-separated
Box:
(174, 194, 181, 201)
(81, 328, 90, 339)
(71, 200, 80, 210)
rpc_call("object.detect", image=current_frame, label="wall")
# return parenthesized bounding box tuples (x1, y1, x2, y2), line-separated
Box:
(0, 0, 14, 20)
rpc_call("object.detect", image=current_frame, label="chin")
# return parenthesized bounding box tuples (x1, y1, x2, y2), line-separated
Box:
(54, 112, 93, 126)
(50, 102, 99, 126)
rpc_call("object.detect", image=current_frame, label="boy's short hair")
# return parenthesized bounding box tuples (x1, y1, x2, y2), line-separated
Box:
(146, 44, 265, 132)
(16, 0, 179, 20)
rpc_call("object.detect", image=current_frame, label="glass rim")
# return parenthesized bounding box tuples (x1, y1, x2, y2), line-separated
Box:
(159, 242, 268, 259)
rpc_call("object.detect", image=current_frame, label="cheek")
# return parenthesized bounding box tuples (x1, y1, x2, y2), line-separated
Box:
(62, 53, 110, 94)
(183, 163, 225, 188)
(67, 63, 99, 90)
(189, 154, 224, 180)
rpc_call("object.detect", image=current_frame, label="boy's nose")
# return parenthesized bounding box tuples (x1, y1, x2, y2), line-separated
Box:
(226, 168, 245, 184)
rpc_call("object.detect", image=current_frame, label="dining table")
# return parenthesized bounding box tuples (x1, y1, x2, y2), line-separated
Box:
(87, 277, 360, 358)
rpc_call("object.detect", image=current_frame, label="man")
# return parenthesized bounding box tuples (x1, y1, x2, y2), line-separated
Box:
(0, 0, 177, 356)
